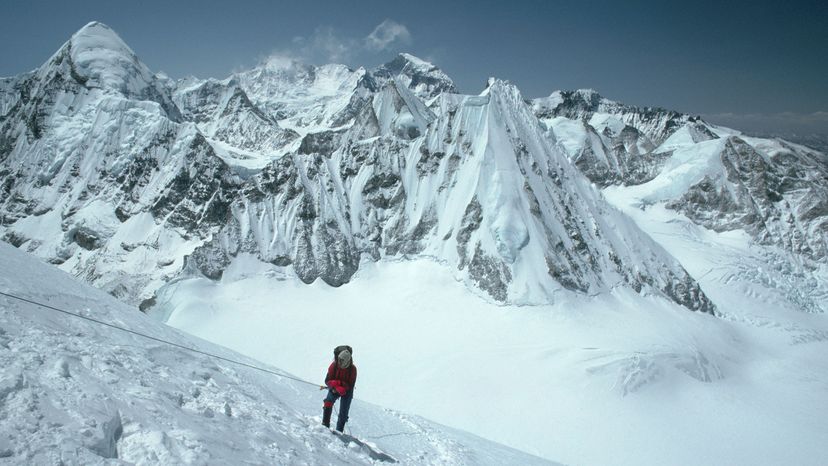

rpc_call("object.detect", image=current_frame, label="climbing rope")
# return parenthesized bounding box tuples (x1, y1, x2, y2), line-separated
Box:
(0, 290, 326, 390)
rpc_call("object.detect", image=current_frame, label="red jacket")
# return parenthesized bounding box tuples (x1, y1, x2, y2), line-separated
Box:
(326, 362, 357, 392)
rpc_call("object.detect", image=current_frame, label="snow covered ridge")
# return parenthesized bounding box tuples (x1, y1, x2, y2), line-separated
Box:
(533, 89, 828, 264)
(184, 79, 713, 311)
(0, 241, 555, 464)
(0, 22, 823, 312)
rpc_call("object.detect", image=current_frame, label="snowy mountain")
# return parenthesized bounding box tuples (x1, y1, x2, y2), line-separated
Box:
(184, 78, 712, 309)
(0, 241, 554, 464)
(173, 76, 299, 160)
(533, 89, 714, 186)
(2, 21, 828, 466)
(232, 57, 370, 135)
(533, 89, 828, 268)
(1, 22, 716, 312)
(371, 53, 458, 99)
(0, 22, 241, 307)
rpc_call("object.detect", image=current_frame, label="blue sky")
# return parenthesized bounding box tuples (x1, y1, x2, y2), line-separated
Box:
(2, 0, 826, 135)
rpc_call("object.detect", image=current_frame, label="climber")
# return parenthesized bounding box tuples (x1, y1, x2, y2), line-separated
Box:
(322, 345, 358, 432)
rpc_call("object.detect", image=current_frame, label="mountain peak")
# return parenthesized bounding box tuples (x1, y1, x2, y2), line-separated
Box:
(396, 53, 435, 70)
(34, 21, 182, 120)
(75, 20, 113, 34)
(566, 88, 604, 109)
(69, 21, 134, 58)
(482, 78, 521, 99)
(373, 53, 457, 99)
(60, 21, 143, 83)
(573, 88, 600, 99)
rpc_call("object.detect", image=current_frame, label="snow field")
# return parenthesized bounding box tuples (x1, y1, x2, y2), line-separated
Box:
(155, 246, 828, 465)
(154, 162, 828, 464)
(0, 242, 553, 465)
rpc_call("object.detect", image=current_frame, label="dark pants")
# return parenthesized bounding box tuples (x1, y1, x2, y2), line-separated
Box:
(323, 389, 353, 431)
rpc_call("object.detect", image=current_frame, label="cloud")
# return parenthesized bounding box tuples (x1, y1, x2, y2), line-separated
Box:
(286, 26, 357, 64)
(265, 19, 412, 66)
(306, 27, 356, 63)
(364, 19, 412, 51)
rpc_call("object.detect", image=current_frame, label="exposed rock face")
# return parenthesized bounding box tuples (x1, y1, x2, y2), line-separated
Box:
(371, 53, 458, 100)
(531, 88, 828, 270)
(182, 80, 715, 312)
(532, 89, 716, 187)
(667, 137, 828, 260)
(534, 89, 696, 146)
(173, 78, 299, 154)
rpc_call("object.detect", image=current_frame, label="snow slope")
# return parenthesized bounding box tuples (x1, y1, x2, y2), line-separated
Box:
(154, 250, 828, 465)
(0, 242, 555, 465)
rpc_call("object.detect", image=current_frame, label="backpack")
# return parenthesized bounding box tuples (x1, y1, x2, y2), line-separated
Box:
(333, 345, 353, 360)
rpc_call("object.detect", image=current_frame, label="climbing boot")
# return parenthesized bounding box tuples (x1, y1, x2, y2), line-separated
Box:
(322, 406, 332, 428)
